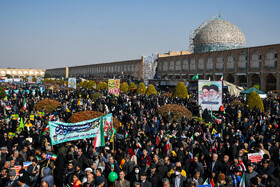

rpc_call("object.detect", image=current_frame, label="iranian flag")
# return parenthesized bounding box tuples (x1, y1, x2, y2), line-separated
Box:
(239, 172, 246, 187)
(41, 126, 50, 136)
(136, 142, 142, 148)
(23, 98, 27, 110)
(125, 131, 128, 139)
(203, 178, 215, 187)
(219, 75, 224, 81)
(94, 116, 105, 149)
(164, 136, 170, 155)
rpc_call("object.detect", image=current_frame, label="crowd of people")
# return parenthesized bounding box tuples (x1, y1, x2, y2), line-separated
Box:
(0, 82, 279, 187)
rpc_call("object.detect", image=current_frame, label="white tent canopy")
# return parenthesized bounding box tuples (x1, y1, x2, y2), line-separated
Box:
(223, 81, 244, 97)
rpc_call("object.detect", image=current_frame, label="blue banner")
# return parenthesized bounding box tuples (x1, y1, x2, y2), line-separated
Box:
(49, 113, 113, 145)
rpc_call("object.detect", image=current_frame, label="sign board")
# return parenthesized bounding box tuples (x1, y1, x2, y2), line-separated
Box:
(108, 79, 120, 96)
(49, 113, 113, 145)
(28, 77, 33, 83)
(248, 153, 263, 163)
(37, 77, 42, 84)
(198, 80, 222, 111)
(68, 78, 77, 89)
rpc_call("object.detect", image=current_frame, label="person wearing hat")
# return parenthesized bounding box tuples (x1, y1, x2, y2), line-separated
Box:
(41, 167, 54, 187)
(201, 85, 210, 102)
(140, 171, 151, 187)
(256, 159, 275, 186)
(245, 163, 258, 187)
(81, 168, 93, 184)
(208, 84, 220, 102)
(147, 163, 159, 187)
(7, 169, 18, 187)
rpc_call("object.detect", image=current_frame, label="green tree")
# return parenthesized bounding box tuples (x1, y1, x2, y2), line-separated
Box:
(5, 74, 12, 79)
(0, 87, 7, 99)
(246, 91, 264, 111)
(91, 92, 102, 101)
(146, 84, 157, 96)
(44, 73, 52, 78)
(172, 82, 189, 99)
(129, 82, 137, 93)
(136, 82, 146, 94)
(32, 77, 37, 82)
(120, 82, 129, 93)
(23, 77, 28, 82)
(59, 79, 64, 85)
(87, 80, 96, 89)
(96, 81, 108, 91)
(82, 81, 89, 88)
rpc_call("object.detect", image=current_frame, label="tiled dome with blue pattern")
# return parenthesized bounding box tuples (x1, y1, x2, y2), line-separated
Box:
(193, 18, 246, 53)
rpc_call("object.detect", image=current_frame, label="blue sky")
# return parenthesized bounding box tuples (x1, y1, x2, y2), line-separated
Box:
(0, 0, 279, 69)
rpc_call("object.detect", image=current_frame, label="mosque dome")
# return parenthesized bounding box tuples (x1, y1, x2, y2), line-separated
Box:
(193, 17, 246, 53)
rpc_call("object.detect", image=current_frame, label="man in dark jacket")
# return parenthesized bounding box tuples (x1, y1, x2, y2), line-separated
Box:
(147, 163, 159, 187)
(257, 159, 275, 186)
(186, 170, 204, 186)
(140, 171, 152, 187)
(157, 159, 168, 181)
(207, 153, 222, 179)
(76, 148, 89, 171)
(63, 162, 75, 186)
(122, 154, 134, 179)
(170, 167, 187, 187)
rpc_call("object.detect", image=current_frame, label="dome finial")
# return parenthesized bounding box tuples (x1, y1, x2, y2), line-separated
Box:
(219, 10, 221, 18)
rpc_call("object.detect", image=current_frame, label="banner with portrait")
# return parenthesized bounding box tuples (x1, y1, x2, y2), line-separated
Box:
(198, 80, 222, 111)
(68, 78, 76, 89)
(108, 79, 120, 96)
(49, 113, 113, 145)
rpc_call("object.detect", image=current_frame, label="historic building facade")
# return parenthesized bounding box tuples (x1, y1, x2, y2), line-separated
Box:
(156, 44, 280, 91)
(46, 44, 279, 91)
(0, 68, 45, 78)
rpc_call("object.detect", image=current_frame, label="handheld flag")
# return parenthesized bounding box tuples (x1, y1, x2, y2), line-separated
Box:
(23, 97, 27, 110)
(191, 73, 199, 81)
(41, 125, 50, 136)
(219, 75, 223, 81)
(125, 131, 128, 139)
(239, 172, 245, 187)
(136, 142, 142, 148)
(164, 136, 170, 155)
(17, 118, 24, 132)
(94, 116, 105, 149)
(211, 110, 216, 119)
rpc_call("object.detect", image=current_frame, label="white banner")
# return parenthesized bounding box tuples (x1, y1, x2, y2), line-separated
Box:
(198, 80, 222, 111)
